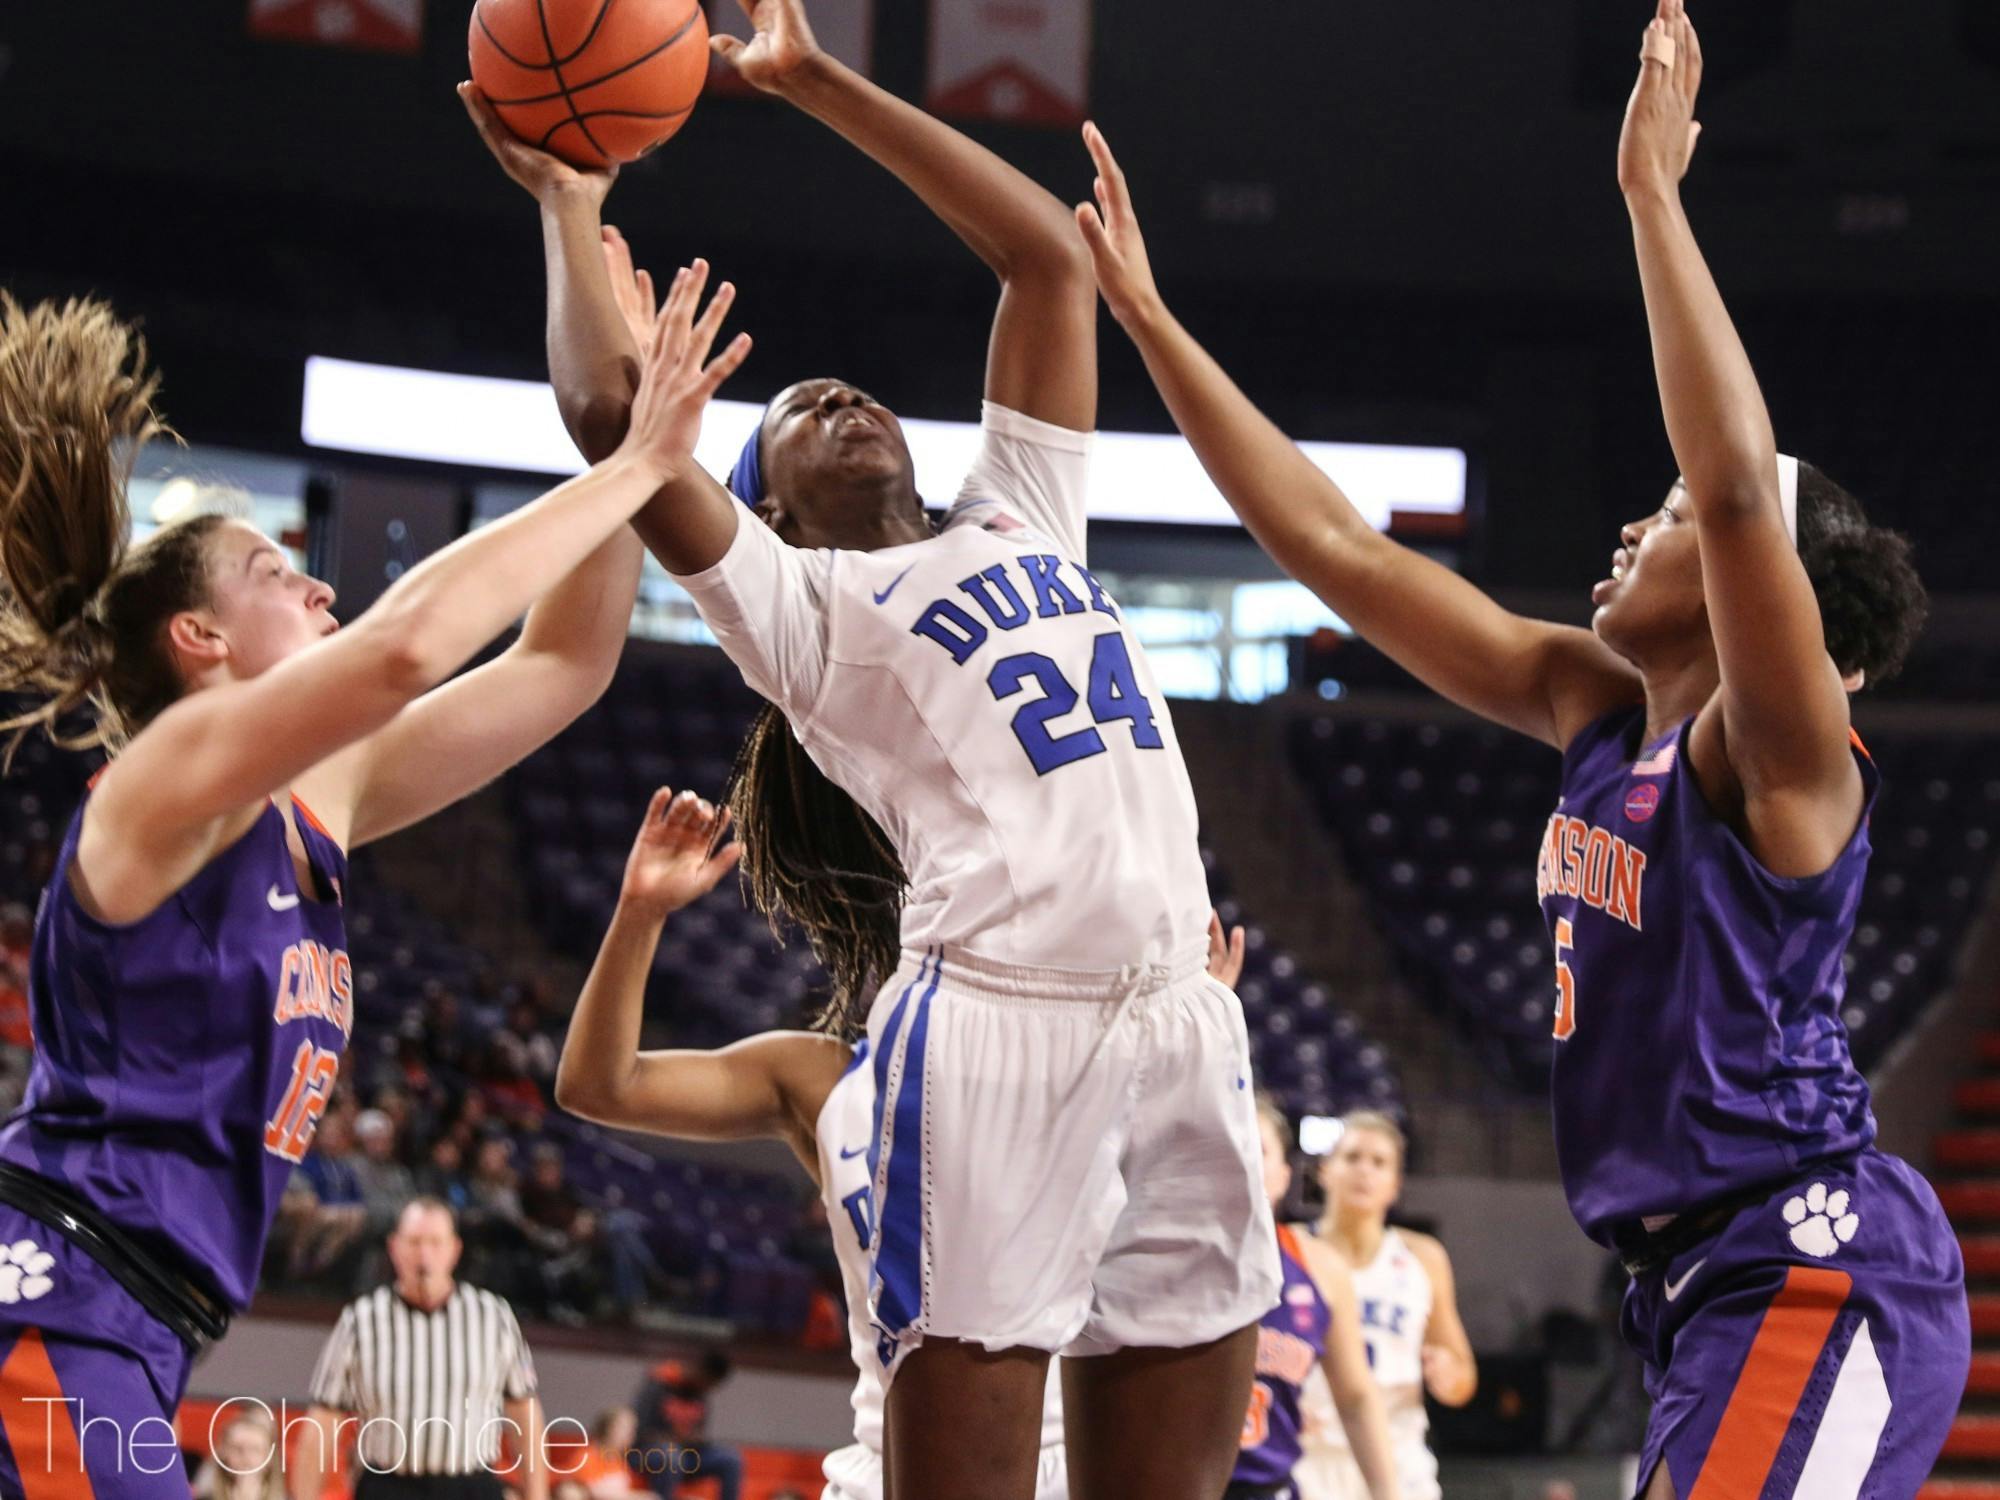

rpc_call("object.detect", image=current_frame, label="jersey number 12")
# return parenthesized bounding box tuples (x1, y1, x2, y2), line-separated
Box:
(266, 1041, 340, 1163)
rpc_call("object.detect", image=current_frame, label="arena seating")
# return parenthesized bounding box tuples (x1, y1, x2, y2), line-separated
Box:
(1289, 713, 1999, 1089)
(338, 878, 819, 1337)
(0, 727, 97, 911)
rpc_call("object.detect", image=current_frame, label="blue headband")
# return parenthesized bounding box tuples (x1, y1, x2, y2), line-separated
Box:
(727, 424, 765, 508)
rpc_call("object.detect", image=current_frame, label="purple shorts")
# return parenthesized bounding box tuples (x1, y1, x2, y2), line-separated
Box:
(0, 1203, 196, 1498)
(1622, 1149, 1968, 1500)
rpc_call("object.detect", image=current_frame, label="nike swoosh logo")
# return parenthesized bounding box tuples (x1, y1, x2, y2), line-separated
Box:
(872, 565, 917, 606)
(839, 1145, 867, 1160)
(267, 885, 301, 912)
(1662, 1256, 1706, 1303)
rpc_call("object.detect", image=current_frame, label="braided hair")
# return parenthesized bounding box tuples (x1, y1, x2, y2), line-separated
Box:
(725, 703, 907, 1040)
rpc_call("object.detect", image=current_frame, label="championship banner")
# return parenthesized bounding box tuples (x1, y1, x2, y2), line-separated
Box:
(925, 0, 1089, 126)
(705, 0, 874, 95)
(248, 0, 424, 54)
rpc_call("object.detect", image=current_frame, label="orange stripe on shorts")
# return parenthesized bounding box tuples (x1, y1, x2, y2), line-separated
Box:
(0, 1329, 97, 1500)
(1687, 1265, 1851, 1500)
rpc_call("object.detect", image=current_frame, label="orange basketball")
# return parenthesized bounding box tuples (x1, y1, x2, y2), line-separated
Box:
(469, 0, 709, 169)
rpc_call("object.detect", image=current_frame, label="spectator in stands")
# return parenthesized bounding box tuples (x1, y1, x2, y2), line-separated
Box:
(467, 1136, 525, 1225)
(284, 1109, 369, 1283)
(417, 1135, 473, 1216)
(444, 1091, 493, 1155)
(506, 999, 560, 1084)
(462, 1133, 538, 1305)
(631, 1354, 741, 1500)
(515, 1144, 658, 1322)
(423, 984, 473, 1074)
(481, 1046, 547, 1130)
(520, 1141, 602, 1320)
(570, 1408, 642, 1499)
(373, 1084, 433, 1163)
(353, 1109, 418, 1233)
(394, 1016, 442, 1100)
(193, 1407, 286, 1500)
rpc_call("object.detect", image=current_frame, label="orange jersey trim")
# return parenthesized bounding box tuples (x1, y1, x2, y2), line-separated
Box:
(1275, 1223, 1303, 1264)
(0, 1329, 99, 1500)
(1686, 1265, 1850, 1500)
(288, 794, 340, 848)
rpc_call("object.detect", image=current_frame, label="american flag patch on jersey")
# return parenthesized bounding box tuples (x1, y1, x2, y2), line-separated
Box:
(1633, 741, 1678, 777)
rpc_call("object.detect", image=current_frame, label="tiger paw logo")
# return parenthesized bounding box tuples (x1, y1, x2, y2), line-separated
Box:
(1782, 1182, 1859, 1259)
(0, 1238, 55, 1304)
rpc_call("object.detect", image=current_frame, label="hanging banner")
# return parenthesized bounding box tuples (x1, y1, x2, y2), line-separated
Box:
(925, 0, 1089, 126)
(705, 0, 874, 95)
(248, 0, 424, 53)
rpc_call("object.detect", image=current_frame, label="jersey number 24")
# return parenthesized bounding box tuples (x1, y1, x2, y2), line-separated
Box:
(988, 632, 1163, 776)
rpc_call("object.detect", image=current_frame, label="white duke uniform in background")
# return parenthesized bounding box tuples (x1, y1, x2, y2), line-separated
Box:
(676, 405, 1277, 1374)
(1296, 1228, 1441, 1500)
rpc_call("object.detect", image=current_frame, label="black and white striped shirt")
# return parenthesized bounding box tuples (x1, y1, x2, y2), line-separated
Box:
(307, 1283, 539, 1475)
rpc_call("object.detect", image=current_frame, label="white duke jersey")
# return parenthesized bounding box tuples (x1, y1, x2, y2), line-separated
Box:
(675, 403, 1210, 969)
(1299, 1228, 1438, 1499)
(815, 1041, 1066, 1466)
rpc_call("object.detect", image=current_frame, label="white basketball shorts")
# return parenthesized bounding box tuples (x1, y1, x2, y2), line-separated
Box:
(855, 942, 1281, 1377)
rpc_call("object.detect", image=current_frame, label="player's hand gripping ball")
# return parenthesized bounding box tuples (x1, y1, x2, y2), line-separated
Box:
(469, 0, 710, 169)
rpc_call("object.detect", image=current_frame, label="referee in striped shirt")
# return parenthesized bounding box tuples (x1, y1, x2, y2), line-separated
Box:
(290, 1198, 550, 1500)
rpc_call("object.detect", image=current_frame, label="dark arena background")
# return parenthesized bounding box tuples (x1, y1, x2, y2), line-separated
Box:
(3, 1, 1999, 1497)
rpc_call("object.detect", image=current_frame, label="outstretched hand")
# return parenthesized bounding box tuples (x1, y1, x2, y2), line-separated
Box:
(710, 0, 824, 95)
(1206, 911, 1247, 990)
(601, 226, 659, 351)
(618, 258, 753, 481)
(458, 82, 617, 206)
(621, 788, 743, 917)
(1073, 122, 1164, 329)
(1618, 0, 1704, 198)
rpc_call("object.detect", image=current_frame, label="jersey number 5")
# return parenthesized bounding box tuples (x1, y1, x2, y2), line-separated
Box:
(988, 632, 1163, 776)
(266, 1041, 340, 1163)
(1552, 917, 1577, 1040)
(1239, 1380, 1273, 1450)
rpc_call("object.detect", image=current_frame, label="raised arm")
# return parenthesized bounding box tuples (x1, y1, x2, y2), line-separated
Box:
(1618, 1, 1860, 860)
(462, 84, 748, 579)
(718, 0, 1094, 430)
(460, 83, 645, 462)
(305, 104, 668, 849)
(553, 789, 848, 1168)
(82, 274, 749, 923)
(1305, 1241, 1401, 1500)
(1074, 125, 1636, 748)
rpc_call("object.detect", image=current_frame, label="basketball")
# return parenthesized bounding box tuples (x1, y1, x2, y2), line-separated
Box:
(469, 0, 710, 169)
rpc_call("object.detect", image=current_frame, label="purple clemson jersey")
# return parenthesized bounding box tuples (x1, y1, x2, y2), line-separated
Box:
(1537, 708, 1877, 1247)
(1235, 1224, 1332, 1486)
(0, 792, 353, 1309)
